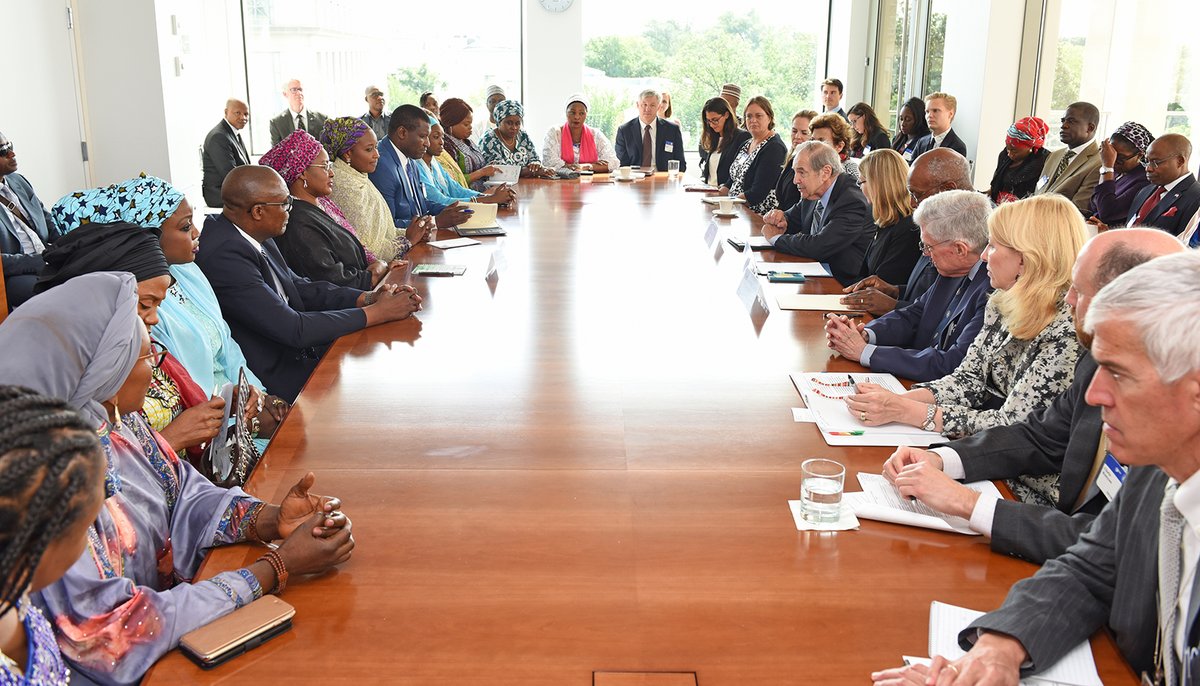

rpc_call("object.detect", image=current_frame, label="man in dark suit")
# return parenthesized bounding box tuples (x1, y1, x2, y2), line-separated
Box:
(370, 104, 471, 235)
(871, 249, 1200, 686)
(1122, 133, 1200, 235)
(759, 141, 873, 285)
(0, 131, 59, 309)
(840, 148, 976, 315)
(268, 79, 328, 146)
(201, 98, 251, 208)
(910, 92, 968, 159)
(825, 190, 992, 382)
(821, 78, 847, 120)
(196, 166, 421, 401)
(614, 90, 686, 172)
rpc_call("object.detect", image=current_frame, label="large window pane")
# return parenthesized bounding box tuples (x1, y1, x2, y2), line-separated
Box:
(580, 2, 830, 164)
(242, 0, 520, 155)
(874, 0, 919, 128)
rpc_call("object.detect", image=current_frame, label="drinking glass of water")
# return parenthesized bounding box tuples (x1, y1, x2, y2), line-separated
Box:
(800, 458, 845, 523)
(668, 160, 680, 178)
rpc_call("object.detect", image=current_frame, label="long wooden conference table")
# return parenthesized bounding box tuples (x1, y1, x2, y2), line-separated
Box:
(146, 174, 1138, 684)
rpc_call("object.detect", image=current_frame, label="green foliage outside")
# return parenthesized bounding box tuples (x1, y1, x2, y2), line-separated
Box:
(582, 11, 820, 147)
(387, 64, 445, 110)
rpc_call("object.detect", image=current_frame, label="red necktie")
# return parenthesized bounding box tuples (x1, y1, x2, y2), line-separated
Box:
(1133, 186, 1165, 225)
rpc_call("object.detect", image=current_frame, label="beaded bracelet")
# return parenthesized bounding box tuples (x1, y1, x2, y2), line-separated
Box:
(258, 549, 288, 594)
(244, 505, 264, 544)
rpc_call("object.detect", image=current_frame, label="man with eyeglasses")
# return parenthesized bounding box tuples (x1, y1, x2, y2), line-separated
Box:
(0, 131, 59, 310)
(825, 190, 992, 383)
(196, 166, 423, 401)
(269, 79, 328, 147)
(1121, 133, 1200, 236)
(1034, 101, 1102, 214)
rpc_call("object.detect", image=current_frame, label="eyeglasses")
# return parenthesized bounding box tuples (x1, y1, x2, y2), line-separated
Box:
(308, 161, 334, 172)
(139, 340, 168, 370)
(255, 195, 294, 212)
(705, 114, 727, 126)
(287, 87, 304, 94)
(0, 142, 12, 156)
(921, 238, 950, 254)
(1114, 151, 1142, 165)
(1145, 156, 1178, 169)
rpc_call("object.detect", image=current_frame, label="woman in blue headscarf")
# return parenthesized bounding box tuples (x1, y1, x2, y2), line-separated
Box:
(479, 99, 555, 178)
(51, 175, 290, 442)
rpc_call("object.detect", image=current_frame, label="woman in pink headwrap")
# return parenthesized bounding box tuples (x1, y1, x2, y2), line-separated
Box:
(259, 130, 402, 289)
(987, 116, 1051, 205)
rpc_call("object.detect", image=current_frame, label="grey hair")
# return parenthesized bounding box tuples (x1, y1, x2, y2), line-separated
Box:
(1084, 251, 1200, 383)
(921, 150, 973, 189)
(639, 89, 661, 102)
(794, 140, 843, 176)
(912, 189, 991, 250)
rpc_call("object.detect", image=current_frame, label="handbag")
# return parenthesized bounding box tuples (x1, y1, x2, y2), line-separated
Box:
(201, 368, 261, 487)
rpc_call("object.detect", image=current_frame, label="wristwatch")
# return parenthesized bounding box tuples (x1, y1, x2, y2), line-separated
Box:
(921, 404, 938, 431)
(362, 291, 378, 306)
(1099, 166, 1115, 175)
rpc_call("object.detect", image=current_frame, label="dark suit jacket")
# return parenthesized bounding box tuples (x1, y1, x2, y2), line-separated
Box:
(195, 214, 367, 401)
(964, 465, 1166, 679)
(897, 254, 938, 308)
(269, 109, 329, 147)
(369, 137, 445, 229)
(614, 117, 687, 172)
(772, 174, 873, 285)
(1125, 173, 1200, 235)
(273, 200, 372, 290)
(944, 353, 1105, 564)
(864, 261, 991, 382)
(1, 173, 58, 308)
(1087, 170, 1150, 225)
(773, 159, 800, 213)
(698, 128, 750, 187)
(736, 134, 788, 209)
(201, 120, 250, 208)
(911, 128, 968, 159)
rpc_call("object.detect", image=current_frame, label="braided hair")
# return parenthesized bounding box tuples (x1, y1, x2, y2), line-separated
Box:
(0, 385, 105, 619)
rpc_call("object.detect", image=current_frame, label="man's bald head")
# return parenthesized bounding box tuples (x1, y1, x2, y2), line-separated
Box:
(1155, 133, 1192, 161)
(222, 165, 287, 209)
(1146, 133, 1192, 186)
(1070, 227, 1185, 346)
(224, 98, 249, 130)
(907, 148, 973, 206)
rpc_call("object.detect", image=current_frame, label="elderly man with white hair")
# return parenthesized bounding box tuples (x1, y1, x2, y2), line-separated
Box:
(872, 249, 1200, 686)
(761, 140, 874, 284)
(825, 189, 992, 382)
(613, 89, 686, 172)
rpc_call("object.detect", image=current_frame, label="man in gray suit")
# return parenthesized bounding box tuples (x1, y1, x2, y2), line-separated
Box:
(268, 79, 328, 146)
(0, 131, 58, 309)
(1034, 101, 1102, 214)
(872, 250, 1200, 686)
(201, 98, 251, 207)
(880, 228, 1184, 564)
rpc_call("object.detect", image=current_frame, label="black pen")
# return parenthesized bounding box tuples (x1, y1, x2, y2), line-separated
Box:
(848, 374, 861, 394)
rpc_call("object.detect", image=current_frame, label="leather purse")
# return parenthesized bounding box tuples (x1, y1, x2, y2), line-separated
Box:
(201, 368, 261, 487)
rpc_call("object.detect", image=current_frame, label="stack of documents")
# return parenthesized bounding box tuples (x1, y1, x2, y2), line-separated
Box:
(790, 373, 945, 446)
(846, 473, 1000, 535)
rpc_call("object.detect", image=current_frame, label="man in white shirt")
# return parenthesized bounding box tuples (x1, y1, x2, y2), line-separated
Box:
(268, 78, 328, 146)
(872, 250, 1200, 686)
(1034, 101, 1102, 213)
(910, 92, 968, 158)
(0, 131, 58, 309)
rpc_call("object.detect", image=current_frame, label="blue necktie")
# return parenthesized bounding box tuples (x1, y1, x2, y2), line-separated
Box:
(934, 278, 969, 348)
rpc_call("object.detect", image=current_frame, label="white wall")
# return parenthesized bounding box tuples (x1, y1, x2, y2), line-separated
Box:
(521, 0, 582, 145)
(5, 0, 88, 203)
(826, 0, 874, 106)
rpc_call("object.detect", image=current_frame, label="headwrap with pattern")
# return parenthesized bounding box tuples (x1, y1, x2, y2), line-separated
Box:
(492, 100, 524, 125)
(51, 173, 185, 234)
(440, 98, 472, 129)
(1005, 117, 1049, 151)
(259, 130, 323, 186)
(321, 117, 370, 159)
(1111, 121, 1155, 155)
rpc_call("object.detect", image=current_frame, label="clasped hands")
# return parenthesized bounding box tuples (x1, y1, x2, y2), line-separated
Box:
(881, 446, 980, 519)
(841, 275, 899, 315)
(264, 472, 355, 578)
(824, 314, 868, 360)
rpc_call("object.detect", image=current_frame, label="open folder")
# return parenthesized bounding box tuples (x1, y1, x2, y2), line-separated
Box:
(845, 473, 1000, 535)
(455, 203, 505, 236)
(789, 372, 944, 446)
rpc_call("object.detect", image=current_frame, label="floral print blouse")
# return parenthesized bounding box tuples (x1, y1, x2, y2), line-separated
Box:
(480, 129, 541, 167)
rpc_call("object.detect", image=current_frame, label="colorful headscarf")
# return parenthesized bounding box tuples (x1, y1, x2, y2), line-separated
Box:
(1005, 117, 1049, 151)
(321, 117, 370, 159)
(440, 98, 472, 130)
(52, 173, 185, 234)
(485, 85, 505, 101)
(493, 100, 524, 125)
(259, 130, 323, 186)
(1111, 121, 1155, 155)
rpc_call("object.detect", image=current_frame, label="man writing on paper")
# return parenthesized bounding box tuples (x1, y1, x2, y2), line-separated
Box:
(872, 250, 1200, 686)
(760, 140, 873, 285)
(825, 190, 991, 383)
(877, 227, 1183, 564)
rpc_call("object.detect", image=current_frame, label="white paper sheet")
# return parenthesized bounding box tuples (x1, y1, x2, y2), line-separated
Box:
(788, 373, 944, 446)
(788, 500, 860, 531)
(848, 473, 1002, 535)
(755, 262, 834, 277)
(459, 202, 498, 229)
(428, 237, 481, 250)
(776, 294, 861, 312)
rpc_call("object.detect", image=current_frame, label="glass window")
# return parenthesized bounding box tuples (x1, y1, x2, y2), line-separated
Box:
(580, 2, 831, 164)
(241, 0, 521, 154)
(874, 0, 920, 130)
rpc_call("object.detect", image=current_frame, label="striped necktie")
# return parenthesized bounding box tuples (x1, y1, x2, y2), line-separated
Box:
(1160, 481, 1184, 686)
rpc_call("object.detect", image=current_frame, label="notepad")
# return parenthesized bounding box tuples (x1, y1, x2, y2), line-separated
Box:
(701, 196, 746, 205)
(776, 294, 861, 312)
(845, 473, 1000, 535)
(922, 601, 1102, 686)
(755, 262, 833, 277)
(483, 165, 519, 186)
(726, 236, 771, 251)
(789, 372, 945, 446)
(457, 202, 498, 230)
(411, 264, 467, 276)
(428, 237, 481, 250)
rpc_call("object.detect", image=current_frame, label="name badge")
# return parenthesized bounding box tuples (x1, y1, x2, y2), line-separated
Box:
(664, 141, 674, 153)
(1096, 452, 1127, 501)
(1036, 174, 1049, 190)
(902, 150, 913, 162)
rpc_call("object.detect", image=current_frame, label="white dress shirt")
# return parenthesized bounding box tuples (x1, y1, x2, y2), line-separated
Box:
(1172, 472, 1200, 659)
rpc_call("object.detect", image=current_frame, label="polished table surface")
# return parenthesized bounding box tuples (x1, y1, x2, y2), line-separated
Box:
(146, 175, 1138, 684)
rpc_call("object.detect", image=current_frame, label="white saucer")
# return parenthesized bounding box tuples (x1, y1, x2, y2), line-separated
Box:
(712, 209, 739, 218)
(614, 175, 636, 182)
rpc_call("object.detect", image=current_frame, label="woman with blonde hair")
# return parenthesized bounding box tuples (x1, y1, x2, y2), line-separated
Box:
(846, 194, 1086, 505)
(809, 112, 860, 181)
(856, 149, 921, 284)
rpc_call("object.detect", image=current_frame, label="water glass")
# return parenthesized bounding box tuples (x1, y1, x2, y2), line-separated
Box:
(668, 160, 680, 178)
(801, 458, 845, 523)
